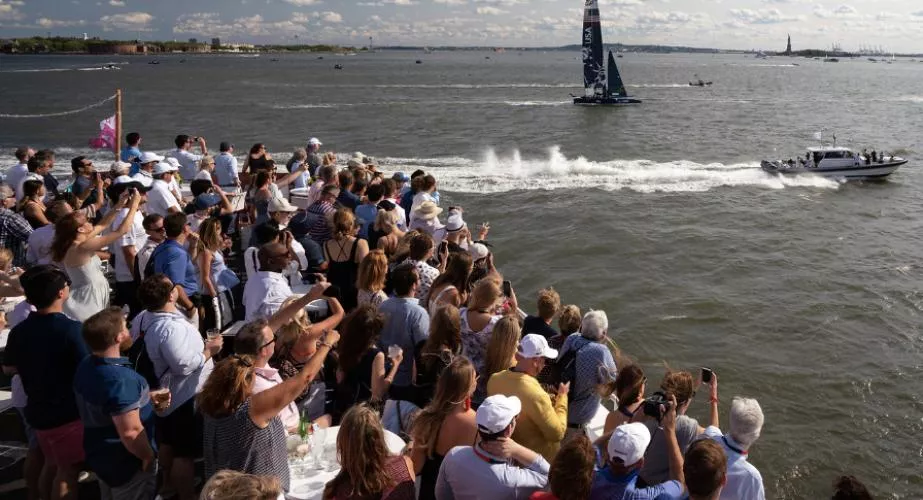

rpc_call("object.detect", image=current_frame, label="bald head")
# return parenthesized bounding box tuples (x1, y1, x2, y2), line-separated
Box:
(258, 242, 290, 273)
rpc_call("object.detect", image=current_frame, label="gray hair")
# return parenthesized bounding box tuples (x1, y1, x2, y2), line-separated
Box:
(728, 397, 764, 450)
(292, 148, 307, 162)
(580, 310, 608, 341)
(0, 184, 12, 201)
(110, 162, 130, 176)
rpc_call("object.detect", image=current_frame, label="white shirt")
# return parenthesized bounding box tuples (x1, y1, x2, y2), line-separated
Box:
(168, 148, 203, 180)
(703, 426, 766, 500)
(388, 197, 408, 231)
(110, 208, 147, 282)
(214, 152, 239, 186)
(136, 239, 160, 281)
(141, 310, 214, 415)
(435, 445, 550, 500)
(26, 224, 55, 266)
(6, 163, 28, 201)
(194, 170, 213, 181)
(243, 271, 292, 321)
(243, 246, 306, 286)
(146, 179, 181, 217)
(131, 170, 154, 187)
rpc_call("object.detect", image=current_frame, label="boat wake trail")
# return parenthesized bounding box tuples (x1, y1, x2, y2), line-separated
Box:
(380, 146, 841, 194)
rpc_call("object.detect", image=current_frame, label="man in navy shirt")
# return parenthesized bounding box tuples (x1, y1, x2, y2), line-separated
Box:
(73, 307, 157, 499)
(589, 398, 686, 500)
(2, 265, 89, 500)
(150, 213, 199, 319)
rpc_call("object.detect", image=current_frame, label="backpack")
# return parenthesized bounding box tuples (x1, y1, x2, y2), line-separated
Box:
(548, 340, 589, 386)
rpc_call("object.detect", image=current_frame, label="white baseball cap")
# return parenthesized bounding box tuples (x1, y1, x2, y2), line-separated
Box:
(308, 137, 322, 146)
(164, 157, 181, 169)
(476, 395, 522, 434)
(518, 333, 558, 359)
(269, 197, 298, 213)
(139, 152, 164, 164)
(113, 175, 136, 185)
(152, 162, 178, 175)
(469, 242, 489, 261)
(607, 423, 651, 467)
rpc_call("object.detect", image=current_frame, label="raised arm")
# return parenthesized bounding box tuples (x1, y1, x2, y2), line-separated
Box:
(274, 163, 308, 187)
(250, 330, 339, 427)
(266, 280, 331, 332)
(662, 395, 686, 488)
(307, 297, 344, 335)
(80, 192, 142, 253)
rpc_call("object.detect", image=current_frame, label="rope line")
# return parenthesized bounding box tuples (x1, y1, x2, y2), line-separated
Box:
(0, 93, 117, 119)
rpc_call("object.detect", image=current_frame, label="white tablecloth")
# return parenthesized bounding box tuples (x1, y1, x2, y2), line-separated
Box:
(0, 328, 9, 350)
(287, 426, 406, 500)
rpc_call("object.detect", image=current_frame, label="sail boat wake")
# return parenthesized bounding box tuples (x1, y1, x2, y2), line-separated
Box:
(573, 0, 641, 106)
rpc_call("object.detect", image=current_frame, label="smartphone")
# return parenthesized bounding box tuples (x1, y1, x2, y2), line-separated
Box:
(701, 367, 713, 383)
(502, 280, 512, 297)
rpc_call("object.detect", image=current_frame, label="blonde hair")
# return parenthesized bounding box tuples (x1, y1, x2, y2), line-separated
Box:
(468, 278, 502, 312)
(200, 470, 282, 500)
(0, 248, 13, 272)
(196, 217, 223, 254)
(198, 155, 214, 171)
(481, 316, 520, 381)
(410, 357, 475, 459)
(558, 304, 582, 335)
(373, 208, 398, 234)
(323, 404, 395, 498)
(536, 287, 561, 320)
(356, 249, 387, 292)
(332, 208, 356, 239)
(276, 294, 312, 360)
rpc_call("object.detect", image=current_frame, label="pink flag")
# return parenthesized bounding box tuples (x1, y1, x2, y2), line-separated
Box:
(88, 115, 116, 150)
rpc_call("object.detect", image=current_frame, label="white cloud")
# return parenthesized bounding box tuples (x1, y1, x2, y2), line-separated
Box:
(476, 6, 506, 15)
(729, 8, 799, 24)
(434, 0, 467, 4)
(8, 0, 24, 5)
(99, 11, 153, 31)
(108, 0, 125, 6)
(813, 4, 858, 19)
(36, 17, 87, 28)
(282, 0, 322, 5)
(0, 0, 25, 21)
(320, 11, 342, 22)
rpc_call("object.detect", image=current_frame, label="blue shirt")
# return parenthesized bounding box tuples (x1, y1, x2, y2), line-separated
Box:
(337, 189, 361, 211)
(355, 203, 378, 239)
(151, 239, 199, 296)
(558, 334, 617, 426)
(589, 468, 684, 500)
(73, 356, 156, 487)
(121, 146, 142, 175)
(3, 312, 89, 430)
(214, 152, 239, 186)
(377, 297, 430, 387)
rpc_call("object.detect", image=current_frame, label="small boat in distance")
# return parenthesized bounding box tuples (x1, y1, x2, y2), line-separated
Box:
(573, 0, 640, 106)
(762, 146, 907, 180)
(689, 75, 712, 87)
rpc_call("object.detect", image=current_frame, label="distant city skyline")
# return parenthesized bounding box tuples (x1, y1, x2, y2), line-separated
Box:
(1, 0, 922, 52)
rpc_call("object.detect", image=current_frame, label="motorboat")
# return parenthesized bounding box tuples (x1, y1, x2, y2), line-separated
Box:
(761, 146, 907, 180)
(689, 79, 712, 87)
(573, 0, 641, 106)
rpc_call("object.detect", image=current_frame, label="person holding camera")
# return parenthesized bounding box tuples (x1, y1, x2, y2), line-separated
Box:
(639, 369, 719, 486)
(169, 134, 207, 181)
(590, 396, 685, 500)
(435, 394, 550, 500)
(487, 334, 569, 461)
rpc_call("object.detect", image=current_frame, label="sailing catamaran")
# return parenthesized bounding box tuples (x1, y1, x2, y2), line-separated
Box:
(573, 0, 641, 106)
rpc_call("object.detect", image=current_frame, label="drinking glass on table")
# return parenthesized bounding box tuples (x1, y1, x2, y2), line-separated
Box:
(311, 425, 327, 470)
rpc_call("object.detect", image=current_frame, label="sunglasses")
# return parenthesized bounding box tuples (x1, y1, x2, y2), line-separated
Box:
(148, 226, 165, 233)
(260, 334, 277, 350)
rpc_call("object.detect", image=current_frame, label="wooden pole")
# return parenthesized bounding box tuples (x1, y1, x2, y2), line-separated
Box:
(114, 89, 122, 161)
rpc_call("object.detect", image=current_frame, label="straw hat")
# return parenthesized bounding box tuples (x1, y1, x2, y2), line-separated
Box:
(413, 201, 442, 220)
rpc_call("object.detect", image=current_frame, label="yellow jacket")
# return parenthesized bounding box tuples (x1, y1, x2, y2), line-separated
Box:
(486, 369, 568, 461)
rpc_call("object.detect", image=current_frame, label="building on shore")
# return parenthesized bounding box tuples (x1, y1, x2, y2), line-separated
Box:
(784, 35, 792, 56)
(87, 43, 159, 55)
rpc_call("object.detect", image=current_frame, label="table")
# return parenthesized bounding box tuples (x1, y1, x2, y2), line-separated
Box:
(286, 426, 406, 500)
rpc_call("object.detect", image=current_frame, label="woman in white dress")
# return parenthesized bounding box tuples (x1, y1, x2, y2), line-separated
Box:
(51, 190, 142, 321)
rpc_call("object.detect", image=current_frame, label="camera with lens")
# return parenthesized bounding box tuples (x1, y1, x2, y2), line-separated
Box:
(642, 391, 674, 421)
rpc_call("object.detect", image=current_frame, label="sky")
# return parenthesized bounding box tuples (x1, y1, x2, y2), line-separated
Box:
(1, 0, 922, 52)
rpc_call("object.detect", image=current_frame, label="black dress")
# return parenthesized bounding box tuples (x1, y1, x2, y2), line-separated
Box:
(333, 346, 381, 421)
(325, 238, 360, 311)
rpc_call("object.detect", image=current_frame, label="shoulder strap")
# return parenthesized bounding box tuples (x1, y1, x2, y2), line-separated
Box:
(348, 237, 359, 261)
